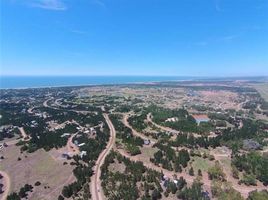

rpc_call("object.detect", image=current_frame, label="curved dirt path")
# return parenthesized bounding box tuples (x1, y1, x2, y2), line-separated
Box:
(147, 113, 213, 138)
(0, 171, 11, 200)
(122, 113, 156, 145)
(116, 148, 215, 194)
(116, 148, 196, 182)
(43, 98, 95, 115)
(27, 107, 34, 114)
(67, 133, 80, 155)
(148, 113, 267, 197)
(147, 113, 180, 135)
(43, 98, 53, 108)
(90, 113, 116, 200)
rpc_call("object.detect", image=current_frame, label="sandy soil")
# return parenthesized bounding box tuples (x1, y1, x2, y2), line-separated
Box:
(211, 148, 268, 198)
(1, 145, 75, 200)
(67, 133, 80, 156)
(0, 171, 11, 200)
(18, 127, 31, 141)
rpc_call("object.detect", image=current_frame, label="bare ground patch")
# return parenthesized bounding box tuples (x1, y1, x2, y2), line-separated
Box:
(1, 145, 75, 200)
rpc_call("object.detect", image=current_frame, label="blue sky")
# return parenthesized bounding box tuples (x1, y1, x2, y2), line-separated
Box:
(1, 0, 268, 76)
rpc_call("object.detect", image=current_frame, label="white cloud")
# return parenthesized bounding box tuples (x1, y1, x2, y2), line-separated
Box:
(30, 0, 67, 11)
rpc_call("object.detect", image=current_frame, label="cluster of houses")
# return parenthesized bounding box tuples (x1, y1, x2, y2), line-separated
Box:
(28, 108, 50, 119)
(77, 125, 98, 135)
(34, 112, 49, 119)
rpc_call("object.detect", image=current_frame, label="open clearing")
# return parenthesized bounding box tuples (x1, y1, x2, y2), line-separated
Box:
(252, 83, 268, 102)
(0, 145, 75, 200)
(191, 156, 212, 172)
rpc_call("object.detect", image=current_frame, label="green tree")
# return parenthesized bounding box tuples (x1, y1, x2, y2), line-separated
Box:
(189, 167, 194, 176)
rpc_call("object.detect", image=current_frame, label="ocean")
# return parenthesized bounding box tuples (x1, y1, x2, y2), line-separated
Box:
(0, 76, 194, 89)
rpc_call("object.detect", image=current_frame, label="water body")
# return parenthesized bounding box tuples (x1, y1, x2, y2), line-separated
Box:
(0, 76, 197, 89)
(2, 76, 265, 89)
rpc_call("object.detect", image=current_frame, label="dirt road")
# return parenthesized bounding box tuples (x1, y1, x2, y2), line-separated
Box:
(0, 171, 11, 200)
(212, 153, 267, 198)
(147, 113, 205, 138)
(122, 113, 156, 144)
(18, 127, 31, 141)
(43, 98, 53, 108)
(67, 133, 80, 155)
(147, 113, 180, 135)
(90, 113, 116, 200)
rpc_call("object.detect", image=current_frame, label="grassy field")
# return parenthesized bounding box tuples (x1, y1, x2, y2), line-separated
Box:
(1, 145, 75, 200)
(191, 156, 212, 172)
(252, 83, 268, 102)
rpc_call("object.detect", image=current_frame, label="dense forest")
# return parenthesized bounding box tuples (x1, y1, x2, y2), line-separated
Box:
(150, 143, 190, 172)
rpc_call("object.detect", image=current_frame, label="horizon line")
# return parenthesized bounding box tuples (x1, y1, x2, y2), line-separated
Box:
(1, 75, 268, 78)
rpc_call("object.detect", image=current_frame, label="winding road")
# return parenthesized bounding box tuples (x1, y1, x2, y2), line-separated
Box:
(42, 98, 266, 198)
(90, 113, 116, 200)
(147, 113, 180, 135)
(122, 113, 156, 145)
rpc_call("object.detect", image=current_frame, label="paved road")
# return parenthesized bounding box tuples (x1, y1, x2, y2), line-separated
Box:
(90, 113, 116, 200)
(0, 171, 11, 200)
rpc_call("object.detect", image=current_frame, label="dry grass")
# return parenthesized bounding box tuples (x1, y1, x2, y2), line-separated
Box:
(1, 145, 75, 200)
(108, 160, 126, 173)
(191, 157, 212, 172)
(252, 83, 268, 102)
(140, 146, 158, 161)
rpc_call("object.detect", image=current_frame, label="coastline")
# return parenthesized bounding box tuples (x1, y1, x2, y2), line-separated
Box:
(0, 76, 197, 90)
(0, 75, 267, 90)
